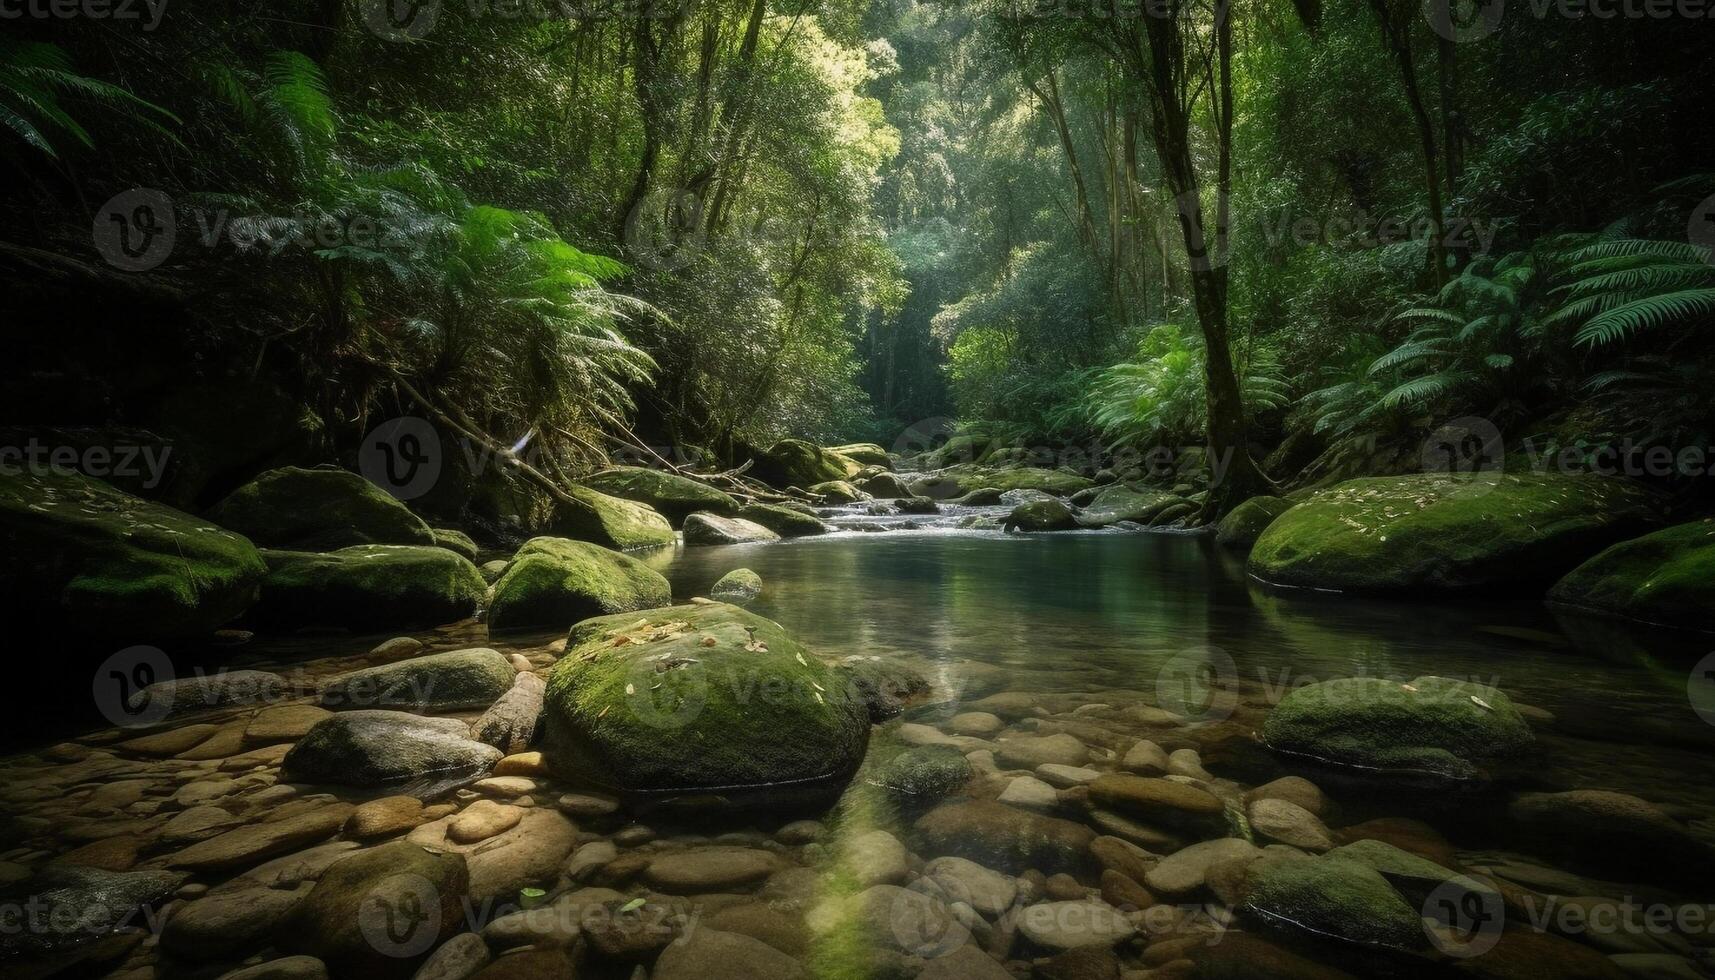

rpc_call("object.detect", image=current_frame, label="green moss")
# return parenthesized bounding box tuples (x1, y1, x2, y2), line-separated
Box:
(1, 467, 266, 639)
(808, 480, 867, 504)
(208, 466, 435, 551)
(710, 568, 763, 604)
(1549, 518, 1715, 630)
(431, 527, 478, 561)
(827, 443, 892, 467)
(1003, 499, 1077, 532)
(752, 439, 862, 489)
(254, 544, 485, 631)
(579, 467, 738, 525)
(1076, 486, 1190, 528)
(1329, 839, 1498, 910)
(549, 484, 675, 550)
(541, 602, 868, 794)
(873, 745, 972, 807)
(1248, 473, 1655, 594)
(1261, 675, 1534, 779)
(488, 537, 671, 631)
(1245, 855, 1426, 950)
(736, 502, 828, 537)
(1216, 495, 1294, 550)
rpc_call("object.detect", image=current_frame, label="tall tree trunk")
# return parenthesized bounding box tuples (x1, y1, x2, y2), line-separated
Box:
(1368, 0, 1449, 287)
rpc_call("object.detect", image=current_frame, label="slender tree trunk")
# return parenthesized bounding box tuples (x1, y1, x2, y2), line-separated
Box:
(1368, 0, 1449, 287)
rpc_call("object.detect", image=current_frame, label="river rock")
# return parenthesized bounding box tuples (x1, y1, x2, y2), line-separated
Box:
(1003, 499, 1077, 532)
(1088, 836, 1157, 884)
(1248, 473, 1655, 595)
(1549, 518, 1715, 630)
(684, 513, 781, 545)
(833, 657, 931, 720)
(218, 955, 330, 980)
(126, 670, 288, 721)
(469, 948, 577, 980)
(245, 703, 334, 743)
(487, 537, 671, 630)
(1248, 798, 1335, 851)
(843, 884, 969, 958)
(276, 841, 468, 978)
(1244, 776, 1327, 818)
(1261, 675, 1534, 780)
(736, 502, 830, 537)
(541, 603, 867, 805)
(1144, 838, 1261, 896)
(914, 800, 1095, 875)
(580, 466, 739, 524)
(549, 484, 676, 550)
(924, 856, 1016, 919)
(1037, 764, 1100, 788)
(645, 847, 779, 892)
(283, 711, 501, 787)
(1016, 900, 1135, 951)
(208, 466, 436, 550)
(252, 545, 486, 630)
(876, 745, 974, 807)
(711, 567, 764, 604)
(1506, 790, 1715, 887)
(857, 472, 913, 498)
(1086, 775, 1223, 833)
(1121, 740, 1170, 775)
(1244, 853, 1426, 951)
(997, 775, 1058, 811)
(160, 880, 312, 960)
(472, 672, 546, 754)
(752, 439, 862, 489)
(318, 647, 514, 712)
(1074, 487, 1190, 528)
(0, 864, 185, 963)
(449, 799, 524, 843)
(407, 807, 575, 901)
(844, 831, 910, 887)
(917, 945, 1011, 980)
(412, 931, 489, 980)
(1215, 495, 1294, 551)
(995, 734, 1088, 770)
(3, 467, 267, 641)
(653, 927, 808, 980)
(166, 803, 353, 872)
(345, 796, 425, 839)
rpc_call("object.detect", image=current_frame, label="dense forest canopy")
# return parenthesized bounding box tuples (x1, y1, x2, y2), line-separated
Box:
(5, 0, 1713, 515)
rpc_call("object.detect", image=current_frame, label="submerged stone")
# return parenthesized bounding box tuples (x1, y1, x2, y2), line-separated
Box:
(283, 710, 501, 787)
(1548, 518, 1715, 630)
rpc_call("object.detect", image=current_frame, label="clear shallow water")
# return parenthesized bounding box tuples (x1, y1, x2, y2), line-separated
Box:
(662, 528, 1715, 813)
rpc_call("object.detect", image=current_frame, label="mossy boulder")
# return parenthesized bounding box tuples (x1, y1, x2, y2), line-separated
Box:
(683, 513, 780, 545)
(751, 439, 862, 490)
(431, 527, 479, 561)
(549, 484, 675, 551)
(828, 443, 892, 468)
(541, 603, 869, 803)
(252, 545, 486, 631)
(807, 480, 869, 504)
(488, 537, 671, 632)
(580, 467, 739, 525)
(1074, 486, 1192, 528)
(710, 568, 763, 604)
(1215, 496, 1294, 550)
(1548, 518, 1715, 630)
(736, 502, 829, 537)
(855, 472, 913, 499)
(1, 467, 266, 640)
(1248, 473, 1655, 595)
(1004, 499, 1078, 532)
(1244, 854, 1426, 951)
(1261, 675, 1534, 780)
(208, 466, 435, 551)
(1328, 839, 1498, 911)
(319, 648, 516, 713)
(874, 745, 973, 808)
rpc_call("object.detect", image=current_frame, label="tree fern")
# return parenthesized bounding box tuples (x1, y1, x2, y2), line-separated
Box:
(0, 38, 177, 157)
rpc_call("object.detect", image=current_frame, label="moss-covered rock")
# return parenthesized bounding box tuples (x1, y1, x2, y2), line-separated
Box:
(1261, 675, 1534, 780)
(1328, 839, 1497, 911)
(208, 466, 435, 551)
(549, 484, 675, 551)
(1074, 486, 1191, 528)
(253, 545, 486, 631)
(828, 443, 892, 468)
(807, 480, 869, 504)
(710, 568, 763, 605)
(1244, 854, 1426, 951)
(541, 603, 868, 801)
(1248, 473, 1655, 594)
(855, 472, 913, 498)
(431, 527, 479, 561)
(683, 513, 780, 545)
(1548, 519, 1715, 630)
(1215, 496, 1294, 550)
(1004, 499, 1078, 532)
(1, 467, 266, 640)
(751, 439, 862, 489)
(488, 537, 671, 632)
(580, 467, 739, 525)
(874, 745, 973, 809)
(736, 502, 829, 537)
(319, 647, 516, 712)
